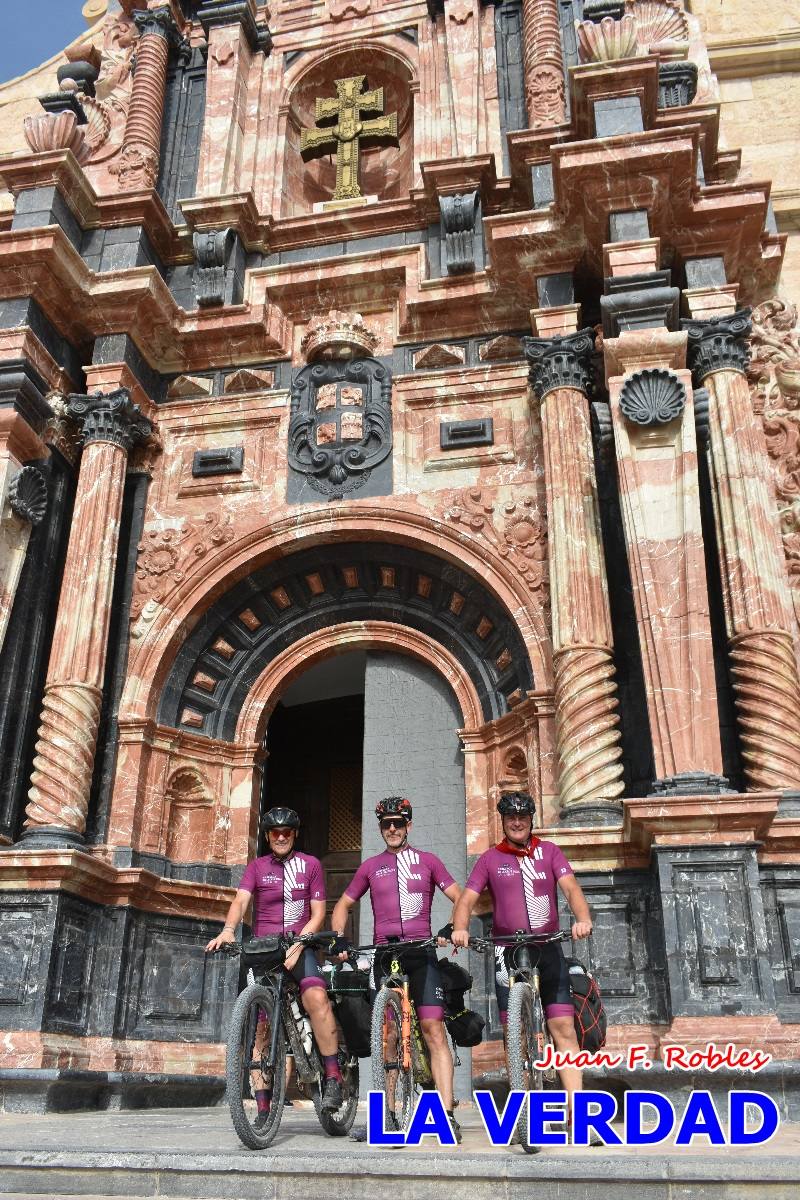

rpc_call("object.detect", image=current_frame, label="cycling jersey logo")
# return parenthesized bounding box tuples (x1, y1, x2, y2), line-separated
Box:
(397, 848, 424, 920)
(520, 856, 550, 930)
(283, 855, 306, 924)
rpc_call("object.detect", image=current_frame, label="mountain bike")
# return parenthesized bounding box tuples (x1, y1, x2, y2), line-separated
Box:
(363, 936, 444, 1131)
(222, 930, 359, 1149)
(470, 929, 570, 1154)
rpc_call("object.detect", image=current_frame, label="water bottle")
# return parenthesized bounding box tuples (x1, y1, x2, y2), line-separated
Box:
(300, 1015, 313, 1057)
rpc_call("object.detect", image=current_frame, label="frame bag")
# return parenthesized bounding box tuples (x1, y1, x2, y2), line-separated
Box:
(567, 959, 607, 1052)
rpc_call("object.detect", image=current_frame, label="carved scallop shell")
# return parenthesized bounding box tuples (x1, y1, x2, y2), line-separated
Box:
(22, 111, 91, 164)
(619, 368, 686, 426)
(8, 466, 47, 525)
(625, 0, 689, 48)
(577, 15, 639, 64)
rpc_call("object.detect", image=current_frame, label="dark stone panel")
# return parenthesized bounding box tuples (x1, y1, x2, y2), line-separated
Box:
(760, 866, 800, 1023)
(192, 446, 244, 476)
(559, 0, 583, 118)
(159, 542, 535, 735)
(42, 897, 100, 1034)
(168, 262, 197, 311)
(0, 297, 82, 388)
(684, 255, 727, 289)
(440, 416, 494, 450)
(531, 162, 555, 209)
(594, 96, 644, 138)
(116, 910, 236, 1042)
(609, 210, 650, 242)
(0, 895, 58, 1028)
(537, 272, 574, 307)
(110, 848, 238, 887)
(565, 869, 669, 1025)
(393, 330, 527, 373)
(0, 451, 76, 843)
(157, 46, 207, 224)
(655, 844, 775, 1017)
(494, 0, 526, 173)
(11, 186, 82, 251)
(81, 225, 165, 277)
(87, 471, 150, 845)
(92, 334, 166, 403)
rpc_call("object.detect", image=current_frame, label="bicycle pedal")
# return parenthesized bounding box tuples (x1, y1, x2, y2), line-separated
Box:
(545, 1068, 558, 1083)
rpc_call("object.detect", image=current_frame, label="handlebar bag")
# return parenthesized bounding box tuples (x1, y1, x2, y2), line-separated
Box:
(241, 935, 285, 973)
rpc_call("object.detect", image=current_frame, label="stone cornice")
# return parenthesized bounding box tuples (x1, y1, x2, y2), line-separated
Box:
(707, 30, 800, 79)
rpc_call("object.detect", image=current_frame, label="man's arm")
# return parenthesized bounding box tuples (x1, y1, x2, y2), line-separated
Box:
(283, 897, 328, 970)
(559, 874, 592, 939)
(205, 888, 252, 952)
(451, 887, 481, 948)
(331, 891, 355, 937)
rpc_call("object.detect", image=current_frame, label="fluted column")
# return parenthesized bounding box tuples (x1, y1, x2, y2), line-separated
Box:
(686, 310, 800, 791)
(521, 0, 566, 128)
(22, 390, 151, 846)
(524, 330, 625, 823)
(114, 6, 185, 190)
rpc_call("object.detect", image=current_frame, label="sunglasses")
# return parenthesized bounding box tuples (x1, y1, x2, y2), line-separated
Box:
(380, 818, 408, 831)
(270, 827, 294, 838)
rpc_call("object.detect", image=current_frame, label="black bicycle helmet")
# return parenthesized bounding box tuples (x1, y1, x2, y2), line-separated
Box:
(262, 806, 301, 830)
(375, 796, 413, 822)
(496, 791, 536, 817)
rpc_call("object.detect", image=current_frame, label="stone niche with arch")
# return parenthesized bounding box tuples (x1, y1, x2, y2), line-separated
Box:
(282, 44, 415, 216)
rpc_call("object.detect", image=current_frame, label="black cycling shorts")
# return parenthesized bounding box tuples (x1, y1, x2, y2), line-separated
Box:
(370, 945, 446, 1020)
(494, 940, 574, 1021)
(286, 946, 326, 993)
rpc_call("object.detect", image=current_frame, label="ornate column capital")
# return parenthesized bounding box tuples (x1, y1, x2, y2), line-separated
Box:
(522, 328, 596, 401)
(66, 388, 152, 453)
(132, 5, 184, 45)
(683, 308, 752, 384)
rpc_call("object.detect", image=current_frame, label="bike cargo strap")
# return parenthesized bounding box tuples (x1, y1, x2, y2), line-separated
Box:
(566, 958, 607, 1052)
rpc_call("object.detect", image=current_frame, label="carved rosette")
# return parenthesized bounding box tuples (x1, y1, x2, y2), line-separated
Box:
(25, 682, 102, 834)
(684, 309, 753, 383)
(66, 387, 152, 452)
(522, 0, 566, 126)
(554, 647, 624, 807)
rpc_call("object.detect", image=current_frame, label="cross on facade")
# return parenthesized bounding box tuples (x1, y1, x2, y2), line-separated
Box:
(300, 74, 399, 201)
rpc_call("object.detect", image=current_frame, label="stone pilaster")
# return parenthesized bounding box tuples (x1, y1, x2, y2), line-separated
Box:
(22, 389, 152, 846)
(521, 0, 566, 128)
(685, 310, 800, 791)
(605, 330, 727, 794)
(524, 329, 625, 824)
(113, 6, 187, 191)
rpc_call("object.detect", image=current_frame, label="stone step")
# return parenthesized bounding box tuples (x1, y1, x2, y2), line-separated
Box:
(1, 1148, 799, 1200)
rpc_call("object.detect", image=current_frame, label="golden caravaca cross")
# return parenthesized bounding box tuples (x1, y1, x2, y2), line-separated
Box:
(300, 75, 399, 202)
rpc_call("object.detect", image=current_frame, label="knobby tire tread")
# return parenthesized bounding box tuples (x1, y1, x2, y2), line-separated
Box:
(370, 986, 415, 1130)
(225, 983, 287, 1150)
(506, 981, 547, 1155)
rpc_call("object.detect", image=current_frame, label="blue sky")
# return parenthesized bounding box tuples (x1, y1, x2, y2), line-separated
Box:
(0, 2, 88, 84)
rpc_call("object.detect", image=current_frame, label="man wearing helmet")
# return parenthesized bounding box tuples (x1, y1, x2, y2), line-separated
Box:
(330, 797, 462, 1138)
(452, 791, 592, 1140)
(206, 806, 344, 1116)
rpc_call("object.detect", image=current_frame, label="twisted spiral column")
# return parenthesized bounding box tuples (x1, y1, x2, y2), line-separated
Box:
(22, 390, 151, 845)
(521, 0, 566, 128)
(686, 311, 800, 791)
(115, 7, 182, 190)
(524, 331, 625, 822)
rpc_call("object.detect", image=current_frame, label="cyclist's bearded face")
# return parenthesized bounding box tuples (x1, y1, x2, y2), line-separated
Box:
(268, 827, 296, 858)
(502, 813, 532, 847)
(379, 816, 410, 850)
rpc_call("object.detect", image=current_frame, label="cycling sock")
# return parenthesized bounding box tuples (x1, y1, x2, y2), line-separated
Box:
(255, 1088, 272, 1113)
(323, 1053, 343, 1081)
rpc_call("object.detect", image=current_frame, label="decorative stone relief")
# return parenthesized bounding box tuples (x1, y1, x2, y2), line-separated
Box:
(439, 191, 480, 275)
(658, 61, 698, 108)
(288, 358, 393, 498)
(192, 229, 236, 308)
(23, 111, 90, 162)
(301, 310, 379, 362)
(8, 467, 48, 526)
(684, 309, 752, 382)
(577, 15, 639, 63)
(618, 367, 687, 425)
(329, 0, 371, 18)
(81, 12, 138, 166)
(66, 389, 152, 452)
(131, 512, 235, 629)
(624, 0, 689, 53)
(444, 488, 547, 595)
(523, 330, 595, 399)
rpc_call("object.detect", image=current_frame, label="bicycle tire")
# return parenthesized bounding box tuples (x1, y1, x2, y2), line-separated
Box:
(506, 981, 547, 1154)
(225, 982, 288, 1149)
(370, 986, 416, 1131)
(312, 1051, 360, 1136)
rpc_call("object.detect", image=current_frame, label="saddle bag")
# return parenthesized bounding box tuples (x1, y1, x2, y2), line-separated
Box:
(566, 959, 607, 1052)
(438, 958, 485, 1048)
(329, 967, 372, 1058)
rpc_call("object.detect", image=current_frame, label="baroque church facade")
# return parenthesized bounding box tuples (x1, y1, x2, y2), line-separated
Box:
(0, 0, 798, 1109)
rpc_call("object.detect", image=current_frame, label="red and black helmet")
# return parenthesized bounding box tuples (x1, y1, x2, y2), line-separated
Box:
(375, 796, 413, 822)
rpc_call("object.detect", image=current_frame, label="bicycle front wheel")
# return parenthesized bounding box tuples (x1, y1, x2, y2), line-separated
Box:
(506, 981, 547, 1154)
(370, 987, 416, 1131)
(225, 983, 287, 1149)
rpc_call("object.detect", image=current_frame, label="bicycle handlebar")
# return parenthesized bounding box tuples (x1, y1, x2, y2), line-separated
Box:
(466, 929, 572, 953)
(217, 930, 343, 956)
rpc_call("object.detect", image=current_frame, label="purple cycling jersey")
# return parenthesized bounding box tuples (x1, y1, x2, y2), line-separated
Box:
(344, 847, 456, 943)
(465, 840, 573, 936)
(239, 850, 325, 936)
